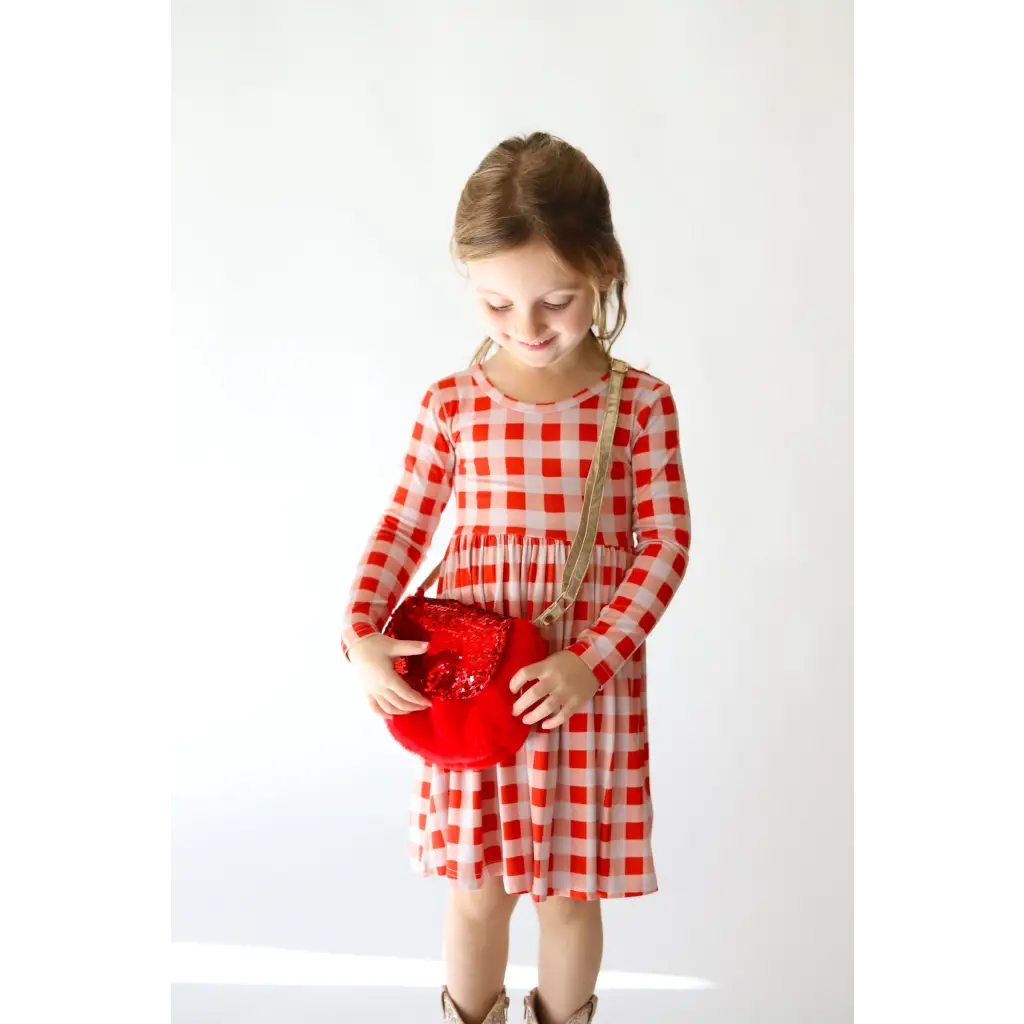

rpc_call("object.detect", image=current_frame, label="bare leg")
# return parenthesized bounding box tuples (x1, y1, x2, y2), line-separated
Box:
(443, 875, 520, 1023)
(533, 897, 603, 1024)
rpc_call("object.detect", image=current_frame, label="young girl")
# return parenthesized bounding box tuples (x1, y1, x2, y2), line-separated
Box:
(340, 132, 691, 1024)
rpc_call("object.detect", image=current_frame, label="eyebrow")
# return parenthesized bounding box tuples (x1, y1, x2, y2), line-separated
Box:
(474, 284, 582, 297)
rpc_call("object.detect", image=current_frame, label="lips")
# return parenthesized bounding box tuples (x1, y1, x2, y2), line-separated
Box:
(518, 336, 555, 350)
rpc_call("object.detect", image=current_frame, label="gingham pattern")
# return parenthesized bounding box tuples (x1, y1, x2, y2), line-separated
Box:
(341, 363, 690, 900)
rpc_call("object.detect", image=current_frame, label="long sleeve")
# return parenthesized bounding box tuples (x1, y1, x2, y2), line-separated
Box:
(566, 384, 691, 687)
(340, 384, 456, 659)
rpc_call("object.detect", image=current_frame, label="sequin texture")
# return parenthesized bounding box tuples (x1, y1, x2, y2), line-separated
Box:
(385, 596, 512, 700)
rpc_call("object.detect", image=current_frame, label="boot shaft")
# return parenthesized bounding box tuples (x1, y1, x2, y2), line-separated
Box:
(522, 988, 598, 1024)
(441, 986, 510, 1024)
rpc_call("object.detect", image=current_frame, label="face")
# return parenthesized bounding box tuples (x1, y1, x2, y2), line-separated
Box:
(466, 236, 607, 369)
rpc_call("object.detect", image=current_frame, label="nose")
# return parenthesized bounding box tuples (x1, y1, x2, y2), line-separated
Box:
(510, 310, 548, 344)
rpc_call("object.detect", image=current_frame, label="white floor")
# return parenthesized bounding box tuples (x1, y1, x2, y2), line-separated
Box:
(172, 984, 723, 1024)
(171, 942, 717, 1022)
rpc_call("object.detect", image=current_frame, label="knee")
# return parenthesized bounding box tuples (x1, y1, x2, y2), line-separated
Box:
(449, 877, 520, 924)
(534, 895, 601, 929)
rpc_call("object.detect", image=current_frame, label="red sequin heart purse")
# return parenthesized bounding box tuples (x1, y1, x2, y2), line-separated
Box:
(381, 358, 628, 770)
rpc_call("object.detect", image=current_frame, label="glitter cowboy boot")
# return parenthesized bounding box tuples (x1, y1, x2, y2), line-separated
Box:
(441, 985, 511, 1024)
(523, 988, 598, 1024)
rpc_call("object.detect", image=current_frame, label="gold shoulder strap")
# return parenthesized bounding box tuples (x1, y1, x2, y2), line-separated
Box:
(417, 357, 629, 630)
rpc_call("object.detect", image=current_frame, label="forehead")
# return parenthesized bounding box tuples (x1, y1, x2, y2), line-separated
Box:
(467, 238, 587, 296)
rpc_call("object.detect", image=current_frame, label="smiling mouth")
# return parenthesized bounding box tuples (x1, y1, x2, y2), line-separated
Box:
(517, 336, 556, 349)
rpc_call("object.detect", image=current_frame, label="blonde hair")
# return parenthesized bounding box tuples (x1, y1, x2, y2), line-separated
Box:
(451, 132, 628, 364)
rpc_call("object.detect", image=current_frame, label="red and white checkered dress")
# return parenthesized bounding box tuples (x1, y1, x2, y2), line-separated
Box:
(341, 362, 690, 901)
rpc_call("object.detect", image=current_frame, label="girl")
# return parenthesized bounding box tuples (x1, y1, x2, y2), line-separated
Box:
(340, 132, 691, 1024)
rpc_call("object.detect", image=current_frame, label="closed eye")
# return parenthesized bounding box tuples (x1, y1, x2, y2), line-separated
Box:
(486, 299, 574, 313)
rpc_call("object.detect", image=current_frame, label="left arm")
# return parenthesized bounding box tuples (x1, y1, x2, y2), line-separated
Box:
(567, 383, 691, 686)
(510, 384, 691, 724)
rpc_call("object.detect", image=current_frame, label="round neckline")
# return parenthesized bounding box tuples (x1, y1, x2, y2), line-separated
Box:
(471, 362, 612, 413)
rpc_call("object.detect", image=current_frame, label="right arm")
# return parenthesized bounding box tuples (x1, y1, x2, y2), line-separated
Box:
(340, 382, 456, 660)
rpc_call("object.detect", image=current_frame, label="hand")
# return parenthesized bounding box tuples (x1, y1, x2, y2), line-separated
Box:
(347, 634, 433, 718)
(509, 650, 600, 730)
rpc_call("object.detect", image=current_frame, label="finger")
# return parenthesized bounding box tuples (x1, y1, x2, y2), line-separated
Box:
(512, 680, 551, 717)
(522, 696, 562, 726)
(373, 695, 402, 716)
(390, 677, 432, 708)
(509, 662, 545, 695)
(385, 690, 430, 714)
(367, 696, 387, 718)
(385, 638, 431, 658)
(541, 706, 573, 730)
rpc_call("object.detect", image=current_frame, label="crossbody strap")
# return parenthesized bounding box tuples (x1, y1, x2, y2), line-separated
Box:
(417, 357, 629, 629)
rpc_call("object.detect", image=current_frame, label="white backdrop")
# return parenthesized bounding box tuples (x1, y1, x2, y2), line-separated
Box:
(172, 2, 851, 1021)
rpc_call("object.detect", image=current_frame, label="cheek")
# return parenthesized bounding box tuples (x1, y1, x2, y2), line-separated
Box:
(479, 306, 506, 333)
(557, 304, 594, 335)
